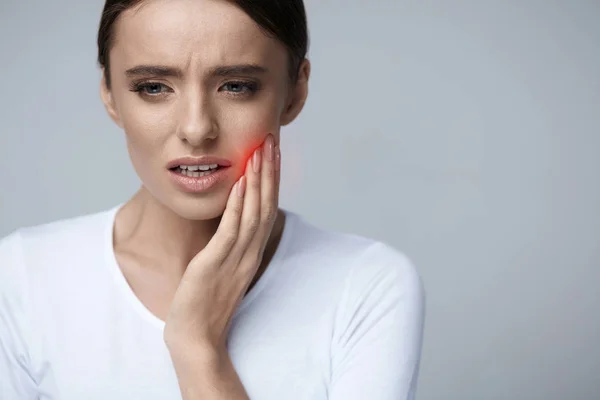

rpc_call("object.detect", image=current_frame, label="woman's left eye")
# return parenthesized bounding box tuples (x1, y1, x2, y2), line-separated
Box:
(219, 81, 259, 95)
(129, 82, 172, 97)
(141, 83, 168, 94)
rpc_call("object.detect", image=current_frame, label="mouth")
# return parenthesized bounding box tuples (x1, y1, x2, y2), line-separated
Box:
(169, 164, 227, 178)
(167, 161, 232, 193)
(166, 156, 233, 193)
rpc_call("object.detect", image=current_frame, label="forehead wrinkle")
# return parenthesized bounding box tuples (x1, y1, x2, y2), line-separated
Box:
(118, 0, 263, 48)
(112, 0, 286, 78)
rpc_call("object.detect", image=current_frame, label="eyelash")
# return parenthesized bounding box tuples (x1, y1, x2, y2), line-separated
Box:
(128, 80, 260, 98)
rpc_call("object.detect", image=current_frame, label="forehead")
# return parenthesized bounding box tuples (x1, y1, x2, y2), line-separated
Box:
(110, 0, 286, 72)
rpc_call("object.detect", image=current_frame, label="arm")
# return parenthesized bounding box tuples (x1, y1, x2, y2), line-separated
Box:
(0, 232, 39, 399)
(167, 341, 249, 400)
(0, 321, 38, 400)
(329, 243, 426, 400)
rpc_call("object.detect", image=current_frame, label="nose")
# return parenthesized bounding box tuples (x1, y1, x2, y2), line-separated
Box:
(175, 88, 218, 146)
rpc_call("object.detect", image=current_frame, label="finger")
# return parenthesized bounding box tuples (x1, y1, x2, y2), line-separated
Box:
(245, 134, 279, 260)
(275, 142, 281, 204)
(228, 146, 263, 264)
(261, 134, 279, 227)
(203, 175, 246, 263)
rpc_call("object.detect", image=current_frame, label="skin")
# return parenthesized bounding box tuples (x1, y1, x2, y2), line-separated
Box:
(99, 0, 310, 397)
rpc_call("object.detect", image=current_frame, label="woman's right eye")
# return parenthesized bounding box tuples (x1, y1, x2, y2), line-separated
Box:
(129, 82, 173, 97)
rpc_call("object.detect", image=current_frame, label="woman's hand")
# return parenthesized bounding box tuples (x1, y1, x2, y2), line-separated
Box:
(163, 133, 281, 353)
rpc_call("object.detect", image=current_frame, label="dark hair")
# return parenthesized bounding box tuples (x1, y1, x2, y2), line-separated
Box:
(97, 0, 309, 89)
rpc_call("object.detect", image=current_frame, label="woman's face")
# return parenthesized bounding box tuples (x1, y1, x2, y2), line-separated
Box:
(101, 0, 308, 220)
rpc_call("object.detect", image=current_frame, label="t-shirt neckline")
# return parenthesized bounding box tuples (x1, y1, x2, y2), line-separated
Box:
(103, 203, 297, 330)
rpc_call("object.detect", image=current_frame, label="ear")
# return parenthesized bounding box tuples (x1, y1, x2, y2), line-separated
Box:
(100, 69, 123, 128)
(280, 59, 311, 126)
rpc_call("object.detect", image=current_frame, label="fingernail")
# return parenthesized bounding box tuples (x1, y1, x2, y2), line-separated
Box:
(253, 148, 262, 173)
(237, 176, 246, 197)
(275, 146, 281, 171)
(265, 134, 275, 162)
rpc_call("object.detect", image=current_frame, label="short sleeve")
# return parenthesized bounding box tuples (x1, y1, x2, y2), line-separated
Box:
(329, 242, 426, 400)
(0, 231, 39, 399)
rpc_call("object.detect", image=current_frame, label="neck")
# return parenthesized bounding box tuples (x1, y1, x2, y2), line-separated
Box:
(114, 188, 223, 274)
(113, 187, 286, 279)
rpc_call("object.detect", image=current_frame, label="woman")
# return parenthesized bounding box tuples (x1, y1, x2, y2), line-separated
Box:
(0, 0, 425, 399)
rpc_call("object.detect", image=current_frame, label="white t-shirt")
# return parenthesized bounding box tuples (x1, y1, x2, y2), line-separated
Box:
(0, 205, 425, 400)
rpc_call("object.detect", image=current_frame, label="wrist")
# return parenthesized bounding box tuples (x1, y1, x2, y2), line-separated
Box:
(165, 334, 225, 363)
(166, 337, 248, 399)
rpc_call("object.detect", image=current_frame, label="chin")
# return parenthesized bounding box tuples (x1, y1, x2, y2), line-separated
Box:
(167, 193, 229, 221)
(139, 173, 234, 221)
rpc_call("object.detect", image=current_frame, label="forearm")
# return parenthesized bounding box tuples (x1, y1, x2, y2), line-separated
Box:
(167, 341, 250, 400)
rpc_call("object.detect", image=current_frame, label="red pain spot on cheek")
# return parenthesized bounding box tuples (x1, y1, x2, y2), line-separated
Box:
(243, 153, 253, 173)
(240, 135, 269, 173)
(241, 148, 257, 175)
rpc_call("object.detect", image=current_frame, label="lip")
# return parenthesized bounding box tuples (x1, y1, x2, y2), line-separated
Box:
(167, 156, 233, 169)
(168, 166, 231, 194)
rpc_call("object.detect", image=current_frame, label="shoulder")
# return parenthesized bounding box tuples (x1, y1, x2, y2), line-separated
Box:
(283, 210, 380, 264)
(0, 230, 27, 295)
(7, 206, 116, 258)
(15, 207, 115, 250)
(0, 206, 117, 288)
(290, 213, 426, 373)
(285, 210, 425, 304)
(352, 241, 424, 294)
(344, 241, 425, 318)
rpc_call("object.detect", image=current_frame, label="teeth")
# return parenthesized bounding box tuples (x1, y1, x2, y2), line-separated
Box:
(177, 167, 217, 178)
(178, 164, 219, 171)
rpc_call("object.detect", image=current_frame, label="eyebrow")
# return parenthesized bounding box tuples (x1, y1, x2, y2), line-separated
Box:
(124, 64, 269, 78)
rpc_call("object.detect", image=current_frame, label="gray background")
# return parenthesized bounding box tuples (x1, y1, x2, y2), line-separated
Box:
(1, 1, 599, 399)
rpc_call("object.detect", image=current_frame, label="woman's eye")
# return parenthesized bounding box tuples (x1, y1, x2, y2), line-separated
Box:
(220, 81, 259, 95)
(140, 83, 169, 95)
(144, 83, 164, 94)
(129, 82, 172, 97)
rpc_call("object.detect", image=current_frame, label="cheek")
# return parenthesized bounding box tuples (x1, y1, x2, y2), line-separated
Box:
(225, 116, 279, 167)
(119, 100, 173, 156)
(218, 95, 282, 153)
